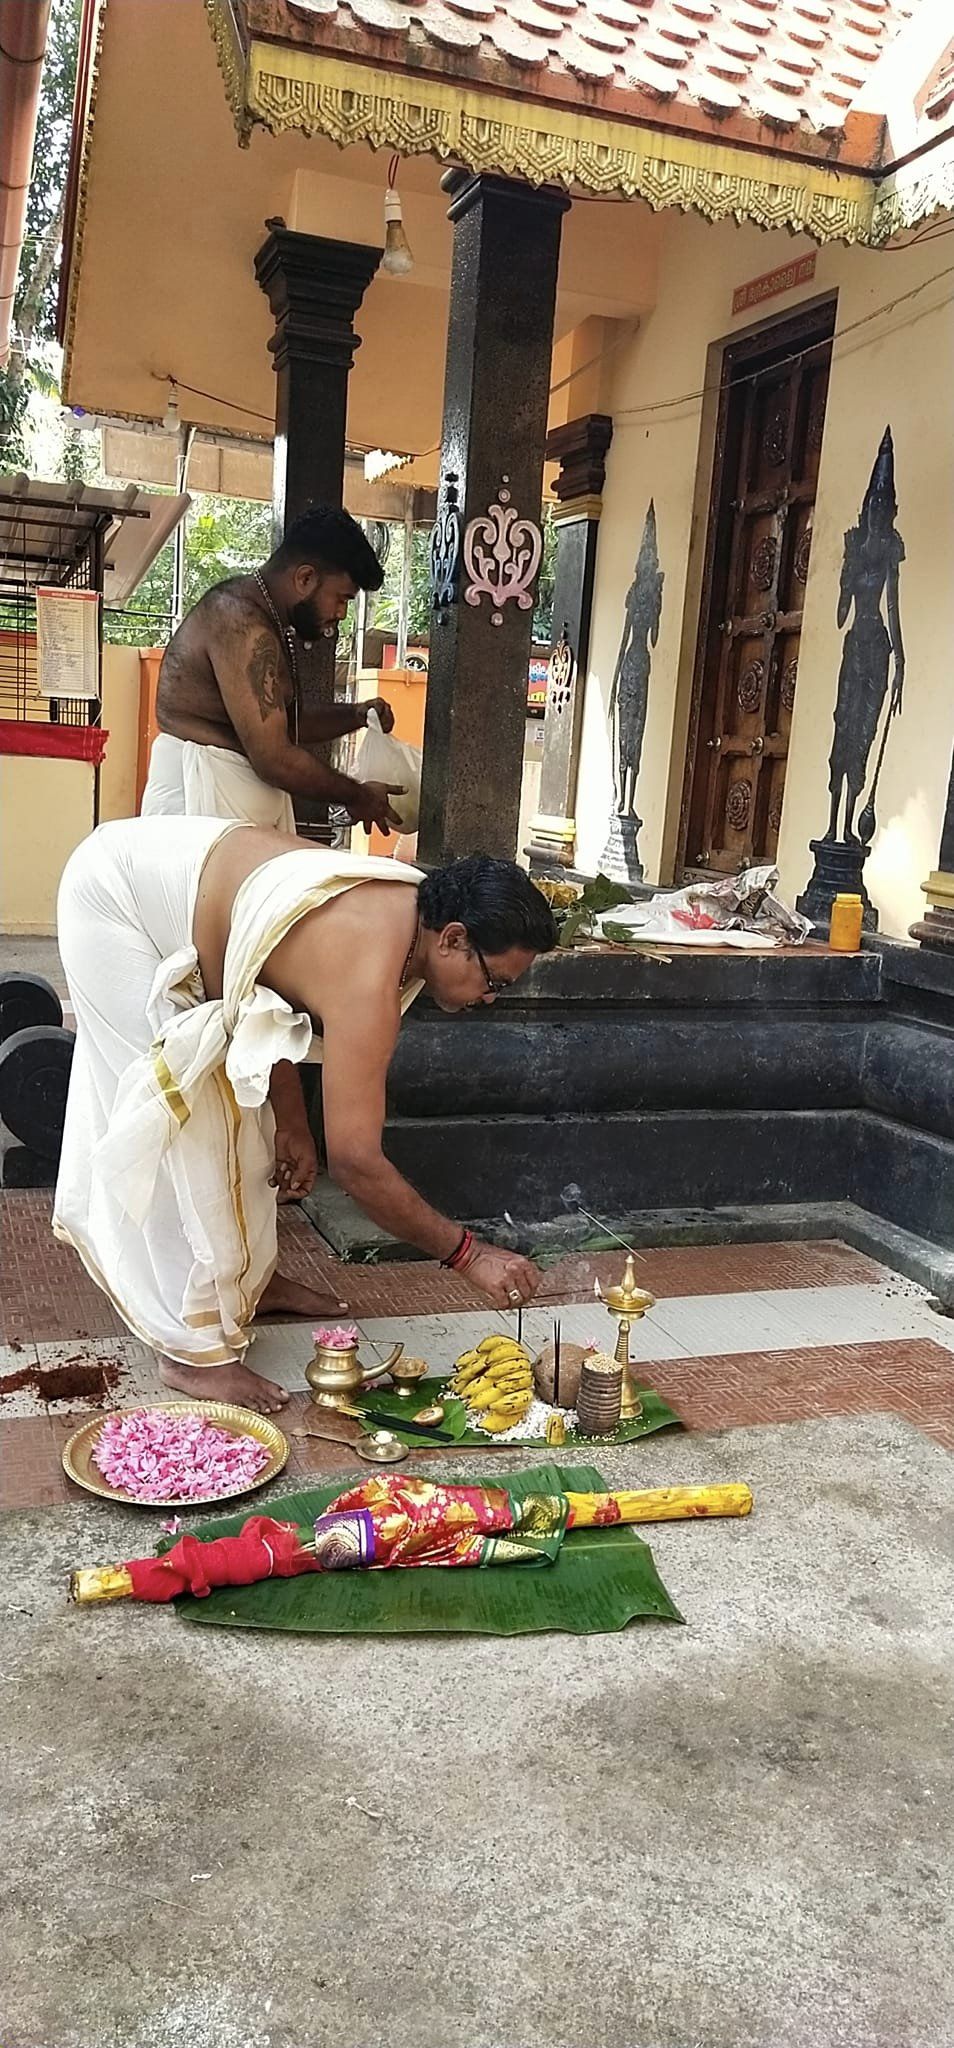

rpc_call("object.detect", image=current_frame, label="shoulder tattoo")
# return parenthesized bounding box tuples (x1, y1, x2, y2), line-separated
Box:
(247, 629, 284, 723)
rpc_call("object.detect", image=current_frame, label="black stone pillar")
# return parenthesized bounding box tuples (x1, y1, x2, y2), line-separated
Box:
(255, 222, 381, 528)
(910, 757, 954, 948)
(418, 173, 570, 865)
(527, 414, 612, 872)
(254, 224, 380, 837)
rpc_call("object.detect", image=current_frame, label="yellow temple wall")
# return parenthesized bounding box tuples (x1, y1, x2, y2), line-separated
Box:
(575, 210, 954, 937)
(99, 643, 142, 824)
(0, 646, 142, 936)
(0, 757, 95, 935)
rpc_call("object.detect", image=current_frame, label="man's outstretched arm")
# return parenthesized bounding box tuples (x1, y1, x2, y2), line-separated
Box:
(210, 609, 402, 829)
(319, 977, 539, 1308)
(298, 695, 395, 745)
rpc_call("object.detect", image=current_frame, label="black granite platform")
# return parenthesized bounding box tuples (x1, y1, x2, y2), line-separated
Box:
(310, 937, 954, 1302)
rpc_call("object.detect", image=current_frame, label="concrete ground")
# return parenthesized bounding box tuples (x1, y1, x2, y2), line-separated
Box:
(4, 1204, 954, 2046)
(3, 1412, 954, 2048)
(0, 933, 68, 1000)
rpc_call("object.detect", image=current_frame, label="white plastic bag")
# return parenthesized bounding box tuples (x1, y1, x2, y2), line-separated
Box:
(352, 707, 422, 833)
(591, 865, 811, 949)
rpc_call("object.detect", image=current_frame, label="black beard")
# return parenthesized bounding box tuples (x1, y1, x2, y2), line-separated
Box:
(289, 599, 336, 642)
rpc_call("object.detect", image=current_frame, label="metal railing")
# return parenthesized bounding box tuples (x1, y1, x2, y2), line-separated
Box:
(0, 592, 97, 727)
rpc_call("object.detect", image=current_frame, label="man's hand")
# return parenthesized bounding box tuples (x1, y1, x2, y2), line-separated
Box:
(348, 780, 406, 835)
(460, 1243, 541, 1310)
(270, 1123, 319, 1202)
(362, 696, 395, 734)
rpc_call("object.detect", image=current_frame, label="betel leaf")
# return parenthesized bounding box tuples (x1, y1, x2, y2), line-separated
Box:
(555, 873, 637, 947)
(579, 873, 638, 913)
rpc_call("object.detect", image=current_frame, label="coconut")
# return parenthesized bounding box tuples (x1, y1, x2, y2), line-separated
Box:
(533, 1339, 590, 1409)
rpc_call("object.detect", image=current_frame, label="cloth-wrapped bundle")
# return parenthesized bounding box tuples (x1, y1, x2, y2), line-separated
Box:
(70, 1476, 753, 1605)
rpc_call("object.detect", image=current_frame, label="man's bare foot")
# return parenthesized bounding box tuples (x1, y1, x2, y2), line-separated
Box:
(256, 1271, 349, 1320)
(159, 1357, 290, 1416)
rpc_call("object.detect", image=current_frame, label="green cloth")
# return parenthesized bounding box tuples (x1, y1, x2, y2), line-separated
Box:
(354, 1378, 681, 1449)
(170, 1463, 683, 1637)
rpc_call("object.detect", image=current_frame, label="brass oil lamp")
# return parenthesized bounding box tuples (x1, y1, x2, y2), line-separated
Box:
(603, 1256, 656, 1421)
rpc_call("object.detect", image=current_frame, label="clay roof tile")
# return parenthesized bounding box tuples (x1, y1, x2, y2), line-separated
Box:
(691, 69, 744, 107)
(509, 0, 563, 30)
(271, 0, 912, 162)
(560, 28, 620, 72)
(493, 16, 552, 57)
(421, 4, 484, 47)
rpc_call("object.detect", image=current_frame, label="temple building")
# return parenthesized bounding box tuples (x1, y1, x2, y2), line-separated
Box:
(4, 0, 954, 1284)
(43, 0, 954, 940)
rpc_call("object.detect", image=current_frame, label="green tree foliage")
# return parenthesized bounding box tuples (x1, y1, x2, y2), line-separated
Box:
(0, 0, 81, 469)
(103, 495, 275, 646)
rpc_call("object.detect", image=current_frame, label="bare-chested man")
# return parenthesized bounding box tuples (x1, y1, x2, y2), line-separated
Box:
(54, 821, 557, 1413)
(141, 504, 404, 836)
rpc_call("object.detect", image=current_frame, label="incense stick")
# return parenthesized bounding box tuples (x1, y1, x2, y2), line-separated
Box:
(517, 1305, 523, 1349)
(564, 1201, 648, 1266)
(553, 1316, 561, 1408)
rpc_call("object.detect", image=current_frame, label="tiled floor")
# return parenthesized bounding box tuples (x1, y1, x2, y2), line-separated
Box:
(2, 1186, 953, 1510)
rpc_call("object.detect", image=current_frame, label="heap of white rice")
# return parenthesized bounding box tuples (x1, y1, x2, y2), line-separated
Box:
(463, 1394, 582, 1443)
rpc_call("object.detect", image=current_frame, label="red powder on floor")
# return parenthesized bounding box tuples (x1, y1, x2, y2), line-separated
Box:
(0, 1357, 122, 1405)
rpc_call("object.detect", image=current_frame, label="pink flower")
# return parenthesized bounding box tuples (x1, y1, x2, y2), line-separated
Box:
(92, 1410, 269, 1504)
(312, 1324, 359, 1351)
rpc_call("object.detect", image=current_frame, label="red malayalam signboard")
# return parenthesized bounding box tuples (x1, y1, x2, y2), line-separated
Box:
(732, 253, 816, 317)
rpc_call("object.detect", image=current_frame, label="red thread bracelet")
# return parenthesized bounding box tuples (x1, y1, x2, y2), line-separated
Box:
(444, 1228, 474, 1271)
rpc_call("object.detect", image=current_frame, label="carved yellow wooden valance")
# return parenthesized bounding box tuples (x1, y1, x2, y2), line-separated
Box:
(200, 0, 951, 248)
(204, 1, 874, 246)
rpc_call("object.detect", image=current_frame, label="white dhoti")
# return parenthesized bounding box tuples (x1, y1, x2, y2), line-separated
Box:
(141, 731, 296, 832)
(53, 817, 423, 1365)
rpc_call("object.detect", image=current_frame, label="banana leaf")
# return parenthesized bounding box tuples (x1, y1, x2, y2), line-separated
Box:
(170, 1463, 683, 1636)
(354, 1379, 681, 1450)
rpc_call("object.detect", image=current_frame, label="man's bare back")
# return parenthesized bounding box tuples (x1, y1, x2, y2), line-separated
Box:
(152, 561, 403, 832)
(157, 579, 287, 753)
(193, 824, 417, 1020)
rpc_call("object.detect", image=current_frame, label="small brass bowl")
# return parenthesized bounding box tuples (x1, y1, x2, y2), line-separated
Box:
(413, 1402, 446, 1428)
(356, 1430, 408, 1466)
(390, 1357, 428, 1400)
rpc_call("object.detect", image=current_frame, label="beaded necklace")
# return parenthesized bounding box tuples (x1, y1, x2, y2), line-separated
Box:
(253, 569, 300, 743)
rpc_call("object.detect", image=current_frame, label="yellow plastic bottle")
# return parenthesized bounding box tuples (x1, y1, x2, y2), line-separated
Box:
(829, 893, 863, 953)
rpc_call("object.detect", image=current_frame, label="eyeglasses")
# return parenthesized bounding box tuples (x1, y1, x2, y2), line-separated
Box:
(472, 942, 511, 998)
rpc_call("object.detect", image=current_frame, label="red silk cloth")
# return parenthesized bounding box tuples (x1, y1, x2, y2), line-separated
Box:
(0, 719, 109, 763)
(127, 1516, 314, 1602)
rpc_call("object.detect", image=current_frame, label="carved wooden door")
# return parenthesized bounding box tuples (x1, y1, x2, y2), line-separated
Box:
(683, 309, 833, 875)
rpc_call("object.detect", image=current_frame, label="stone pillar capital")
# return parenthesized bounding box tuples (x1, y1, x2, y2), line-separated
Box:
(545, 414, 614, 507)
(253, 224, 381, 377)
(440, 167, 572, 227)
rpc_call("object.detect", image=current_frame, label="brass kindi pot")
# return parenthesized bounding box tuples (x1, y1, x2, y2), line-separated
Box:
(305, 1326, 405, 1411)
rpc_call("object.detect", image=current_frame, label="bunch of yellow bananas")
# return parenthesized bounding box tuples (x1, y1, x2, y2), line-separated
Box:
(451, 1334, 535, 1434)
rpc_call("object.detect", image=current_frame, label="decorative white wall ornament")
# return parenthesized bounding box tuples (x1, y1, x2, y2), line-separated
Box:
(462, 476, 542, 627)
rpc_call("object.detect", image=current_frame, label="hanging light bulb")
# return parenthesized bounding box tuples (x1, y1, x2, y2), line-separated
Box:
(382, 154, 413, 277)
(162, 380, 180, 434)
